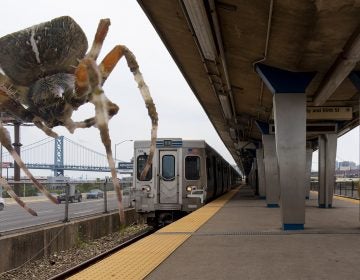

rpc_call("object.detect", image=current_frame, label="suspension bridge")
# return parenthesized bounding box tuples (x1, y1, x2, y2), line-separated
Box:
(1, 137, 133, 175)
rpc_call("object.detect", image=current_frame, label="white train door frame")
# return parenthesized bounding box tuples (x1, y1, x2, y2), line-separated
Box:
(158, 150, 178, 203)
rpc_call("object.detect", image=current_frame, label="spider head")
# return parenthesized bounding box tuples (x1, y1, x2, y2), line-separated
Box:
(27, 73, 77, 127)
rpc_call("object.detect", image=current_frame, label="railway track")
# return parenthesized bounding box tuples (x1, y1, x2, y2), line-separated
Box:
(49, 227, 156, 279)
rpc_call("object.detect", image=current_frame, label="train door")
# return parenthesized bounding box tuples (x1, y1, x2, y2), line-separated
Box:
(159, 150, 178, 203)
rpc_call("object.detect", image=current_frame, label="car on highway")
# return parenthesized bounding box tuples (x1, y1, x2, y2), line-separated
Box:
(0, 196, 5, 211)
(86, 189, 104, 199)
(57, 188, 82, 203)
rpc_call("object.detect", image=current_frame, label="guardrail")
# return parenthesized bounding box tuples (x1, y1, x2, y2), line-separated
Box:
(310, 180, 359, 199)
(0, 179, 135, 233)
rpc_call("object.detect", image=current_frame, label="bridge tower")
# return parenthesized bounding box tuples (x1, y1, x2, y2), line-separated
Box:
(54, 136, 64, 176)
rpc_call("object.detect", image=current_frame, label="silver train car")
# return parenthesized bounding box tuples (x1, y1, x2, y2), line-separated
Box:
(133, 138, 240, 225)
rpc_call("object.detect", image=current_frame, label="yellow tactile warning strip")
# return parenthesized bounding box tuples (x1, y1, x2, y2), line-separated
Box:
(310, 191, 360, 205)
(158, 188, 238, 233)
(69, 187, 239, 280)
(334, 195, 359, 204)
(68, 234, 190, 280)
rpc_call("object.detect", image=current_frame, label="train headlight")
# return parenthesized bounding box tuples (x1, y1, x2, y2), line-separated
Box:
(142, 185, 151, 192)
(186, 186, 194, 192)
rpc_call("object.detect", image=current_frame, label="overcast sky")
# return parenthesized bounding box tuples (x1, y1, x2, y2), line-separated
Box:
(0, 0, 358, 178)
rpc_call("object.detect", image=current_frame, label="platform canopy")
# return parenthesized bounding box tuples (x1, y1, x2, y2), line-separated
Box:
(137, 0, 360, 174)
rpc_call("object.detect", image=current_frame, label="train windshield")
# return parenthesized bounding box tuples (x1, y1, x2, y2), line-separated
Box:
(137, 155, 152, 181)
(162, 155, 175, 180)
(185, 156, 200, 180)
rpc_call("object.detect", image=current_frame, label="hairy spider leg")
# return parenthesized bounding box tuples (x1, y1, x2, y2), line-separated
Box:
(121, 46, 159, 180)
(70, 45, 125, 129)
(71, 22, 124, 131)
(0, 122, 59, 208)
(33, 116, 59, 138)
(87, 18, 110, 61)
(0, 177, 37, 216)
(98, 45, 158, 181)
(75, 57, 126, 224)
(97, 44, 158, 181)
(0, 88, 34, 123)
(0, 76, 60, 138)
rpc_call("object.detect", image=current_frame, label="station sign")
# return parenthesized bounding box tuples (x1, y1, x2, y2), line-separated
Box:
(306, 107, 352, 120)
(118, 162, 133, 170)
(0, 162, 13, 168)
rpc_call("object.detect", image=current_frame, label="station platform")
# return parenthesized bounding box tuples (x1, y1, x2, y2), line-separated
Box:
(70, 185, 360, 280)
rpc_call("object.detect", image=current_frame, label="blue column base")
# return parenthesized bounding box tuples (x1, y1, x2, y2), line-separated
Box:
(319, 204, 332, 208)
(283, 224, 304, 230)
(267, 204, 279, 208)
(259, 196, 266, 200)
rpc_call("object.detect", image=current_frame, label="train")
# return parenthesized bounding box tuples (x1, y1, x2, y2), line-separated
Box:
(133, 138, 241, 226)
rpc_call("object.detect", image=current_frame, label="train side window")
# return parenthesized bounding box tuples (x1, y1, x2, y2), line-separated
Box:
(185, 156, 200, 180)
(137, 155, 152, 181)
(162, 155, 175, 180)
(206, 157, 211, 180)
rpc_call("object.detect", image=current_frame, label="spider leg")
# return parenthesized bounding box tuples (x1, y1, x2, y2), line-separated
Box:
(98, 45, 158, 180)
(0, 177, 37, 216)
(72, 59, 119, 131)
(121, 46, 158, 180)
(0, 87, 33, 122)
(76, 57, 125, 224)
(0, 122, 59, 205)
(72, 18, 111, 103)
(87, 18, 110, 61)
(0, 85, 59, 139)
(99, 45, 124, 85)
(32, 117, 59, 138)
(67, 100, 119, 130)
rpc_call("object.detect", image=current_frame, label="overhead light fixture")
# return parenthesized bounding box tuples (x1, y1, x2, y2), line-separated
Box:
(182, 0, 217, 61)
(218, 94, 233, 119)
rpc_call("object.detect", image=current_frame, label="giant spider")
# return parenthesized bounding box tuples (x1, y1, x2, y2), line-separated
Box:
(0, 16, 158, 223)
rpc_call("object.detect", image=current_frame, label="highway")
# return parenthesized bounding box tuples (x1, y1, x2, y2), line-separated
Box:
(0, 193, 130, 234)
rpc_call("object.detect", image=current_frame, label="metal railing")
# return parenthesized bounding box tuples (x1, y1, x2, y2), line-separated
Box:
(0, 179, 135, 232)
(310, 180, 359, 199)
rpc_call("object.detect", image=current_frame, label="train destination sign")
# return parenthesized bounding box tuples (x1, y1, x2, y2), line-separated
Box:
(306, 107, 352, 120)
(118, 162, 133, 170)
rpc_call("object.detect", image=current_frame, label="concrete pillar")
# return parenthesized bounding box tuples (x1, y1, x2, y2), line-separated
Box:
(318, 134, 337, 208)
(256, 148, 266, 199)
(255, 63, 315, 230)
(262, 134, 279, 207)
(13, 123, 22, 195)
(248, 160, 257, 190)
(273, 93, 306, 230)
(305, 148, 313, 199)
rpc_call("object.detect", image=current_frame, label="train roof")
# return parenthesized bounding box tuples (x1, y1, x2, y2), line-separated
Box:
(134, 138, 207, 149)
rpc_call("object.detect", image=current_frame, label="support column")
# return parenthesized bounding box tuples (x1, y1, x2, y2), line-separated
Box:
(262, 134, 279, 207)
(256, 63, 315, 230)
(256, 148, 266, 199)
(318, 134, 337, 208)
(274, 93, 306, 230)
(252, 160, 257, 191)
(305, 148, 313, 199)
(13, 122, 22, 195)
(248, 160, 257, 191)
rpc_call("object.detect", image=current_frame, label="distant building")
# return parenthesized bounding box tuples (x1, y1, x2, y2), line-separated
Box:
(338, 161, 356, 171)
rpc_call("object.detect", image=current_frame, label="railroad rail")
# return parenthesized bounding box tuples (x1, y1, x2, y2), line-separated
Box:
(49, 227, 156, 280)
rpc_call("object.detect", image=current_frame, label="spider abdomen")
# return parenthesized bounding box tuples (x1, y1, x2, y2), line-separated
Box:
(0, 16, 88, 86)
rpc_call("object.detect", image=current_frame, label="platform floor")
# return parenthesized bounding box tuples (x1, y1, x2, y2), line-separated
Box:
(72, 185, 360, 280)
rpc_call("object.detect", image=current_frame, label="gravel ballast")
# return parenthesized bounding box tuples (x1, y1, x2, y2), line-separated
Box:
(0, 224, 149, 280)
